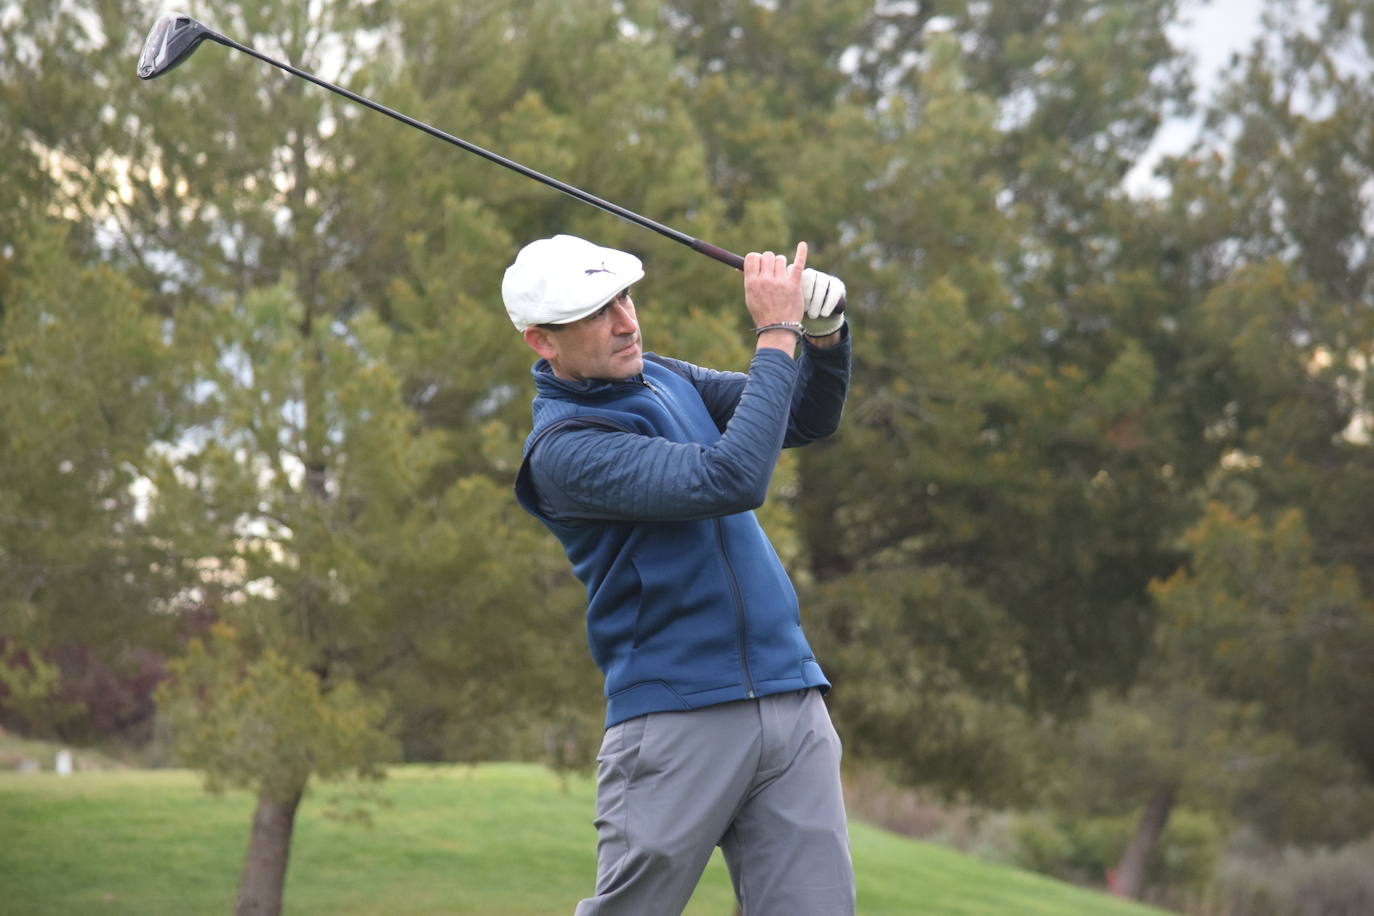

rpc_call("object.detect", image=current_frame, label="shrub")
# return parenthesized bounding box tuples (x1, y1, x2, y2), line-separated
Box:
(1012, 807, 1223, 897)
(1215, 836, 1374, 916)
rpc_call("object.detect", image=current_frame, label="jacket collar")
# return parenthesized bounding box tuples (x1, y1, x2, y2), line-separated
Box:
(530, 358, 647, 400)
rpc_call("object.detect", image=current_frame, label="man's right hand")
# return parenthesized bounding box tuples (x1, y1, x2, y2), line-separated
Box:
(744, 242, 807, 355)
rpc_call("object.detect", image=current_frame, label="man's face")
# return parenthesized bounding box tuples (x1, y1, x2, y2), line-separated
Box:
(530, 289, 643, 382)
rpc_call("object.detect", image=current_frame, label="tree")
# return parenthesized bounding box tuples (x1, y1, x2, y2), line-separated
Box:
(1157, 0, 1374, 772)
(4, 2, 597, 911)
(1152, 503, 1374, 840)
(0, 216, 181, 744)
(733, 1, 1205, 792)
(1027, 500, 1374, 903)
(1036, 3, 1374, 896)
(156, 624, 395, 910)
(1158, 0, 1374, 596)
(140, 264, 594, 912)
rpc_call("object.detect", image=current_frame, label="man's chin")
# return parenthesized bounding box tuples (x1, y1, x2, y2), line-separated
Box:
(613, 354, 644, 379)
(610, 341, 643, 374)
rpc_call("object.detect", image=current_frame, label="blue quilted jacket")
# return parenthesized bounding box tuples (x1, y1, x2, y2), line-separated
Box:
(514, 332, 850, 726)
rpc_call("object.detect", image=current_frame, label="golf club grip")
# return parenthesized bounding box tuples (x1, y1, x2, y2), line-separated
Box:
(692, 241, 745, 270)
(690, 241, 846, 315)
(692, 240, 840, 318)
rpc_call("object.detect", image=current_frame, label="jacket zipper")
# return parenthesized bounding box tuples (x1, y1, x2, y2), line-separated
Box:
(641, 376, 757, 699)
(716, 518, 756, 698)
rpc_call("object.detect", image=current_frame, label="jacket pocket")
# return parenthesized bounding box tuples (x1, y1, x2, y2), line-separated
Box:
(626, 528, 740, 690)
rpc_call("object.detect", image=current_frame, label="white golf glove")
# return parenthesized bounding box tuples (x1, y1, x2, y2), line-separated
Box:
(801, 268, 846, 337)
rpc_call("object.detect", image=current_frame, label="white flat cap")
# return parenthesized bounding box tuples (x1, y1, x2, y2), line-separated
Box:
(502, 235, 644, 331)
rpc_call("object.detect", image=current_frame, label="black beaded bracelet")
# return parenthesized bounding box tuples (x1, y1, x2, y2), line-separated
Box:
(754, 321, 805, 338)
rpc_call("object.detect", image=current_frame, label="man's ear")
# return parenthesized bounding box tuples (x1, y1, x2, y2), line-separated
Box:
(522, 326, 559, 361)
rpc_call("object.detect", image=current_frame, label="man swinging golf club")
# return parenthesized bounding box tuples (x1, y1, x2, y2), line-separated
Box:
(507, 235, 855, 915)
(139, 21, 854, 908)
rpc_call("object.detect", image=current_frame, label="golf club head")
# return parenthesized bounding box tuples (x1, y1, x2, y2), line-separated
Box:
(137, 12, 214, 80)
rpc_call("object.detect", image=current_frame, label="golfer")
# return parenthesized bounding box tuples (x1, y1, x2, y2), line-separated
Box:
(506, 234, 854, 915)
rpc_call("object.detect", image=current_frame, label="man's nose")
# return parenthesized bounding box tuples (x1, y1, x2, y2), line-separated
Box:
(610, 300, 637, 334)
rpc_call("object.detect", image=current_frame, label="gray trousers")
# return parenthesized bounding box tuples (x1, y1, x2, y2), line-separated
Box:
(574, 688, 855, 916)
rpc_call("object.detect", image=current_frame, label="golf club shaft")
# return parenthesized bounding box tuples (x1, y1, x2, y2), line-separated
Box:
(208, 34, 747, 271)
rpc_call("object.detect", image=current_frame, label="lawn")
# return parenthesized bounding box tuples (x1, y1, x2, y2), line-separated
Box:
(0, 763, 1167, 915)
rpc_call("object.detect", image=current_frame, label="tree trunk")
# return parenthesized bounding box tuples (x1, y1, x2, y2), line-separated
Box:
(1112, 783, 1176, 901)
(235, 787, 304, 916)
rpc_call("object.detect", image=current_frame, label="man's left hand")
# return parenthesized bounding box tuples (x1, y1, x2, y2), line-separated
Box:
(801, 269, 846, 338)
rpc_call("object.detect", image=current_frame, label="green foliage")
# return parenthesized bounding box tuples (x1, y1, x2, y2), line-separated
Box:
(1014, 807, 1223, 896)
(0, 0, 1228, 780)
(0, 216, 183, 726)
(954, 0, 1374, 896)
(1039, 684, 1257, 816)
(0, 647, 83, 736)
(810, 564, 1042, 802)
(157, 625, 395, 801)
(1161, 0, 1374, 593)
(2, 7, 1373, 912)
(1150, 503, 1374, 842)
(143, 275, 594, 767)
(772, 6, 1204, 766)
(1021, 496, 1374, 902)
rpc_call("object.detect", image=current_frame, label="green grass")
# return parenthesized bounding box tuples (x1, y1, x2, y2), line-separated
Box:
(0, 763, 1167, 915)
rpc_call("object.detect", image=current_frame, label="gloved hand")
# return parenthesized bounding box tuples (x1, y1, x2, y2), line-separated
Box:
(801, 268, 846, 337)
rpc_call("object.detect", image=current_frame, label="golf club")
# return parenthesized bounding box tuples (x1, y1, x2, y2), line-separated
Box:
(138, 10, 843, 314)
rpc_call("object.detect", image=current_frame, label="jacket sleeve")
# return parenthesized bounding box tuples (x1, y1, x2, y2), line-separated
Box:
(655, 325, 852, 447)
(529, 349, 798, 522)
(783, 324, 852, 446)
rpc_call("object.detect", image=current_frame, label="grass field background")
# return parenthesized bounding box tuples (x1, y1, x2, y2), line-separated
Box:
(0, 763, 1168, 915)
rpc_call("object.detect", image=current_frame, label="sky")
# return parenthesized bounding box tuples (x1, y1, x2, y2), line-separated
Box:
(1128, 0, 1269, 193)
(1175, 0, 1268, 92)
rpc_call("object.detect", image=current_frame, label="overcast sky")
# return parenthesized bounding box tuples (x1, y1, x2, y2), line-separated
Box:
(1176, 0, 1269, 92)
(1128, 0, 1268, 193)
